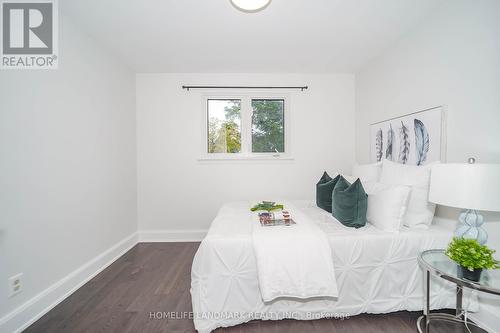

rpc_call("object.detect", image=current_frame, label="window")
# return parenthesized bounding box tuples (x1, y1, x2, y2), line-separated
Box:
(251, 99, 284, 153)
(203, 96, 289, 159)
(207, 99, 241, 153)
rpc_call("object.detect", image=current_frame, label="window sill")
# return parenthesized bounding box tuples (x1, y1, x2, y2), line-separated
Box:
(197, 155, 294, 162)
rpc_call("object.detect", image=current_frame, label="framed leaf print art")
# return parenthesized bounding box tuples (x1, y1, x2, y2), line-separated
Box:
(370, 106, 446, 165)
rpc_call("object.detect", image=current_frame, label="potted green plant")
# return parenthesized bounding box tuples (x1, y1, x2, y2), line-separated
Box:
(250, 201, 284, 212)
(445, 237, 500, 282)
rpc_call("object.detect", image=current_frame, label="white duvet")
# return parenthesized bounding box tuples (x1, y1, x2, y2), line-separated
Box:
(191, 200, 477, 333)
(252, 202, 338, 301)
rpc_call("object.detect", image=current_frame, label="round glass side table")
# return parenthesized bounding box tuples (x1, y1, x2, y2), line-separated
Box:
(417, 249, 500, 333)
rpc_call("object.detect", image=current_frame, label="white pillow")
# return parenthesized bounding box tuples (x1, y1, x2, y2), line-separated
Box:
(363, 182, 411, 233)
(352, 162, 382, 182)
(341, 176, 411, 232)
(380, 159, 437, 228)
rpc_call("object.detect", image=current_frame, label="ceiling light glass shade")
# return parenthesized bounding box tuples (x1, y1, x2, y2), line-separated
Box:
(230, 0, 272, 13)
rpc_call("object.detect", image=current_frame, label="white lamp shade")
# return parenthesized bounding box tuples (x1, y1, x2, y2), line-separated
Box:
(429, 163, 500, 211)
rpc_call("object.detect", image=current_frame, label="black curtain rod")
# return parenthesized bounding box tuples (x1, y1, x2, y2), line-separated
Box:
(182, 85, 308, 91)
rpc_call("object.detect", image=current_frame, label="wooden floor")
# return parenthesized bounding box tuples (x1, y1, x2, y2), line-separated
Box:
(26, 243, 483, 333)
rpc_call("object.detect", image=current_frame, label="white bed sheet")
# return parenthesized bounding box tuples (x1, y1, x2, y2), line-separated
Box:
(190, 200, 475, 333)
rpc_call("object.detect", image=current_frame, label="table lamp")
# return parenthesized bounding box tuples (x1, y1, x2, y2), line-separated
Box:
(429, 159, 500, 245)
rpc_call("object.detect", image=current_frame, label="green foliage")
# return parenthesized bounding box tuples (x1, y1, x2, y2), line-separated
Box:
(250, 201, 284, 212)
(445, 237, 500, 271)
(252, 100, 284, 153)
(208, 101, 241, 153)
(224, 102, 240, 123)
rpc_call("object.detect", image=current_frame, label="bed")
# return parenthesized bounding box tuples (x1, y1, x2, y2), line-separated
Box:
(190, 200, 475, 333)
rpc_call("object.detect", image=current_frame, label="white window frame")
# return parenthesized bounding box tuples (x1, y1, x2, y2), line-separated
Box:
(200, 93, 291, 160)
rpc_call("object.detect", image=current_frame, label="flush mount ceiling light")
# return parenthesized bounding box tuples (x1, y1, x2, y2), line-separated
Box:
(230, 0, 272, 13)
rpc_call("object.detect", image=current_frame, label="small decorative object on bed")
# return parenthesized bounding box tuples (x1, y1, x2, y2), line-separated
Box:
(258, 210, 295, 226)
(251, 201, 295, 226)
(370, 106, 445, 165)
(250, 201, 284, 212)
(445, 237, 499, 282)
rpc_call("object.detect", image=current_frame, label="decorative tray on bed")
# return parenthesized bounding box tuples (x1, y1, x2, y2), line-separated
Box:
(260, 219, 296, 227)
(258, 211, 296, 227)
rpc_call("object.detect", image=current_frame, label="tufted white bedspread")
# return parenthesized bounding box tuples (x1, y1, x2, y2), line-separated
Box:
(190, 200, 475, 333)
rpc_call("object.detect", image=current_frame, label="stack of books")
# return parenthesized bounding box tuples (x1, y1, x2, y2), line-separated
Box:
(258, 211, 296, 227)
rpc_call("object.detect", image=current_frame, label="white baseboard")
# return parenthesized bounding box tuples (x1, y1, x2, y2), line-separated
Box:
(138, 229, 207, 242)
(0, 229, 204, 332)
(469, 302, 500, 333)
(0, 232, 139, 333)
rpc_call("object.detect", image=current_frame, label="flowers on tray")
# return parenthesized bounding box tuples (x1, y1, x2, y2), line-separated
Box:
(251, 201, 294, 226)
(250, 201, 284, 212)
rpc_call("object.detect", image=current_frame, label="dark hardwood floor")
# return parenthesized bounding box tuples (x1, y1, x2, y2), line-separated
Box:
(25, 243, 483, 333)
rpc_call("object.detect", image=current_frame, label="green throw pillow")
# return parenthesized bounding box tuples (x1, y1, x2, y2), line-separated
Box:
(316, 172, 340, 213)
(332, 176, 367, 228)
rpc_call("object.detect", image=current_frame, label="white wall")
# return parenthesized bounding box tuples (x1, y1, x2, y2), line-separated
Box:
(137, 73, 355, 235)
(355, 0, 500, 330)
(0, 13, 137, 332)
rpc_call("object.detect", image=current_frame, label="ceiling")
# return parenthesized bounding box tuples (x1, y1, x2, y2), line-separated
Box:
(62, 0, 445, 73)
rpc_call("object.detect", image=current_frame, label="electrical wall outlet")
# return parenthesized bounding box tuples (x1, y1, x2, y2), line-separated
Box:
(8, 273, 23, 298)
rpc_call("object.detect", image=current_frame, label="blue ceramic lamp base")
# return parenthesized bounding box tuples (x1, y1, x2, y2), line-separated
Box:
(455, 209, 488, 245)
